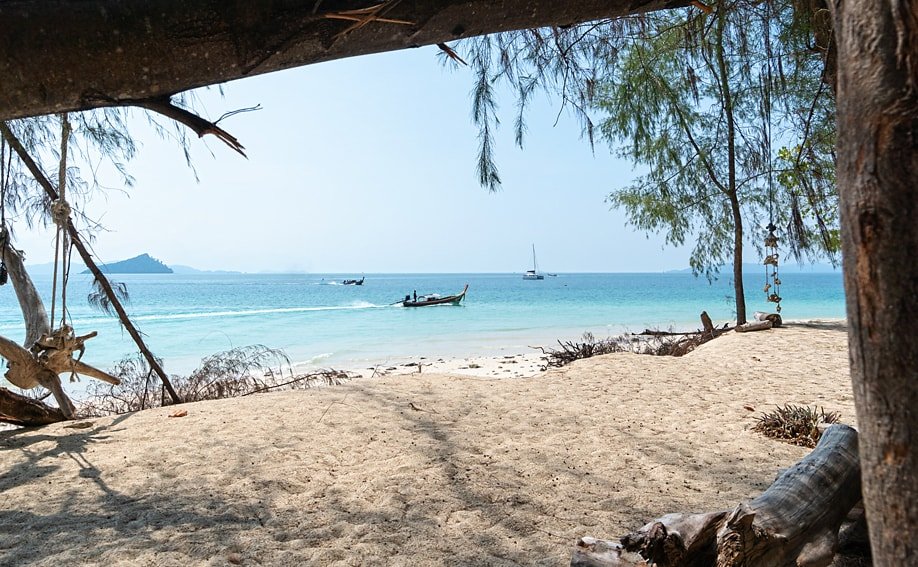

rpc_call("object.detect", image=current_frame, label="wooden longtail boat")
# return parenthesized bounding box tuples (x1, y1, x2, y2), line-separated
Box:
(401, 284, 468, 307)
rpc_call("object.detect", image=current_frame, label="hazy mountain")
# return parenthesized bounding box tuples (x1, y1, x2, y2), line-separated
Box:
(79, 253, 172, 274)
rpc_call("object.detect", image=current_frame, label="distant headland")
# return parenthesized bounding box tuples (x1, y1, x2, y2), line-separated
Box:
(81, 253, 173, 274)
(26, 255, 242, 275)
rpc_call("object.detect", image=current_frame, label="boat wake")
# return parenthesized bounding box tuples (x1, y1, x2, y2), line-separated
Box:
(132, 303, 389, 321)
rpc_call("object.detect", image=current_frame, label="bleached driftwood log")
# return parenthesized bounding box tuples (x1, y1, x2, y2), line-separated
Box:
(753, 311, 783, 327)
(571, 424, 862, 567)
(0, 239, 120, 423)
(735, 320, 773, 333)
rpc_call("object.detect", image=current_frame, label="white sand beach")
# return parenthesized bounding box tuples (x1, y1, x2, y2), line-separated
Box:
(0, 321, 854, 566)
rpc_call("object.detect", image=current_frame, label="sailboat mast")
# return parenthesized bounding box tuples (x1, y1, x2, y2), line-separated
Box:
(532, 243, 538, 272)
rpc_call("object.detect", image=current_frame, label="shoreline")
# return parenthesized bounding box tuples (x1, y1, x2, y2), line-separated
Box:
(286, 316, 848, 383)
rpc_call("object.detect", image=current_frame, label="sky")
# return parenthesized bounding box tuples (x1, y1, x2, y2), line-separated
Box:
(14, 45, 696, 274)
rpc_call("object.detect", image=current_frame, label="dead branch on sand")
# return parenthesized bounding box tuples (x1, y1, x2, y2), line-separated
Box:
(538, 312, 732, 369)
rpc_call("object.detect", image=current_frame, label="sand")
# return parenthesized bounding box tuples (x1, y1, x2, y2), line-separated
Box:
(0, 321, 854, 566)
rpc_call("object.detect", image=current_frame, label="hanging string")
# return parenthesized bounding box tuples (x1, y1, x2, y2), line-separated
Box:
(761, 0, 781, 313)
(0, 136, 8, 286)
(50, 113, 73, 328)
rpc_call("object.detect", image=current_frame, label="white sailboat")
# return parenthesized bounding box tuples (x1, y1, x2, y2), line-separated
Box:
(523, 244, 545, 280)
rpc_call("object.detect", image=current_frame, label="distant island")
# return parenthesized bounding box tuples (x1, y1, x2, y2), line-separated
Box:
(81, 253, 173, 274)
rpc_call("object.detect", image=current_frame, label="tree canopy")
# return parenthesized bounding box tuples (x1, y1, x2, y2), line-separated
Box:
(457, 0, 838, 322)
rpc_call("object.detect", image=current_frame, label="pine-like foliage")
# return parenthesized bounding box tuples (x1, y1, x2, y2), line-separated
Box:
(455, 1, 837, 321)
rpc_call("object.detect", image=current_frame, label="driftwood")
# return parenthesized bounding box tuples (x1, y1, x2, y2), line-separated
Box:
(700, 311, 715, 335)
(0, 387, 67, 426)
(735, 320, 773, 333)
(754, 311, 783, 327)
(571, 424, 862, 567)
(637, 312, 730, 338)
(0, 239, 120, 424)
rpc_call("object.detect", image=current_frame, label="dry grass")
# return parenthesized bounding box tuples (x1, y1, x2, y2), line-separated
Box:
(752, 404, 841, 447)
(80, 345, 354, 417)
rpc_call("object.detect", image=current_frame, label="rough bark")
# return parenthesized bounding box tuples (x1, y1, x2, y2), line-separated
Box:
(830, 0, 918, 563)
(0, 0, 687, 121)
(571, 424, 863, 566)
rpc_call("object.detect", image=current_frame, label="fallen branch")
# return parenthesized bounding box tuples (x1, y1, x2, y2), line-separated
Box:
(539, 313, 732, 369)
(0, 387, 68, 426)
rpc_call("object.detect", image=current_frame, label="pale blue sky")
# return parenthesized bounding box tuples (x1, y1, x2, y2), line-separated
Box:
(17, 45, 694, 273)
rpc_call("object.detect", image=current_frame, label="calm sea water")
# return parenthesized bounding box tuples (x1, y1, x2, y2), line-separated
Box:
(0, 272, 845, 379)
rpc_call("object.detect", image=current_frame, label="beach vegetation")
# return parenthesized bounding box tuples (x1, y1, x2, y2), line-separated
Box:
(81, 345, 354, 417)
(753, 403, 841, 448)
(539, 325, 727, 368)
(3, 3, 915, 564)
(596, 1, 837, 325)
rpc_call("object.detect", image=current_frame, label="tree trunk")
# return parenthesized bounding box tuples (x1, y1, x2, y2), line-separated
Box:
(830, 0, 918, 563)
(571, 424, 863, 566)
(714, 2, 746, 326)
(0, 0, 687, 121)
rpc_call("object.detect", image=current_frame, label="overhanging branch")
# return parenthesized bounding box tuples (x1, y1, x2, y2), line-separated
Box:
(0, 0, 688, 121)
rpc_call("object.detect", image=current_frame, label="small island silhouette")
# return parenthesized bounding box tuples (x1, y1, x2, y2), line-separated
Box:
(81, 253, 173, 274)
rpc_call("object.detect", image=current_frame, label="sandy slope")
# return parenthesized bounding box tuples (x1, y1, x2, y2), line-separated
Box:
(0, 321, 853, 566)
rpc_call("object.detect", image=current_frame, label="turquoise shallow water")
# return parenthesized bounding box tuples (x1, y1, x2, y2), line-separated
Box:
(0, 272, 845, 378)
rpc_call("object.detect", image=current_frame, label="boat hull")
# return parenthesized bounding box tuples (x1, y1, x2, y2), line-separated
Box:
(402, 284, 468, 307)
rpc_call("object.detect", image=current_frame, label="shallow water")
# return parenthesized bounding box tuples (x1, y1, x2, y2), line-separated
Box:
(0, 271, 844, 379)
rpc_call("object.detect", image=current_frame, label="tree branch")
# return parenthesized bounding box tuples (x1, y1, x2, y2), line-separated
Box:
(131, 97, 247, 157)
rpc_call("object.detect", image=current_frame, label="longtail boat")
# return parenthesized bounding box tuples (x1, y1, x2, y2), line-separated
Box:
(401, 284, 468, 307)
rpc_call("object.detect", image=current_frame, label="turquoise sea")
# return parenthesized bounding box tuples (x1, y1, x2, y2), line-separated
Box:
(0, 272, 845, 381)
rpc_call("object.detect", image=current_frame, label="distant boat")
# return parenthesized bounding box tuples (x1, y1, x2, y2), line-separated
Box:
(401, 284, 469, 307)
(342, 277, 364, 285)
(523, 244, 545, 280)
